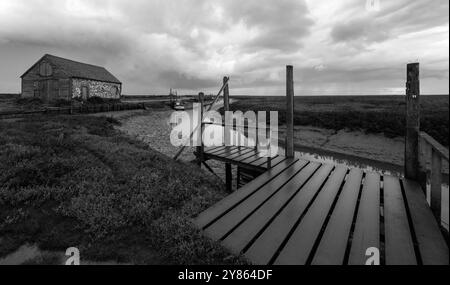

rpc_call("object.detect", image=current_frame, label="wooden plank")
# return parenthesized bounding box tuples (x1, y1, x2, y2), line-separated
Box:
(223, 163, 331, 255)
(311, 169, 364, 265)
(223, 148, 255, 161)
(420, 132, 449, 161)
(195, 159, 299, 229)
(273, 168, 360, 265)
(251, 155, 277, 167)
(211, 146, 239, 157)
(239, 154, 265, 165)
(245, 166, 348, 265)
(347, 172, 381, 265)
(205, 146, 226, 155)
(204, 146, 223, 153)
(221, 147, 247, 159)
(234, 149, 261, 162)
(383, 175, 417, 265)
(259, 156, 287, 169)
(402, 178, 449, 265)
(204, 160, 310, 240)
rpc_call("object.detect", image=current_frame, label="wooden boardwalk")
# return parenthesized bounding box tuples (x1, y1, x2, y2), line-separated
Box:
(195, 146, 449, 265)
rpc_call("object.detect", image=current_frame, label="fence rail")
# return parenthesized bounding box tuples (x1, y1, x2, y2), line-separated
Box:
(0, 102, 146, 118)
(419, 131, 449, 224)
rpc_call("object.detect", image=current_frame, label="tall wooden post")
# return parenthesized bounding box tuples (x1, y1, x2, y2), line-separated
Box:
(286, 65, 295, 158)
(405, 63, 421, 181)
(223, 77, 232, 192)
(196, 92, 204, 167)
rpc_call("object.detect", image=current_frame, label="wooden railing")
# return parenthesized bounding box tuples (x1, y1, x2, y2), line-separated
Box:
(418, 131, 449, 224)
(200, 120, 277, 168)
(405, 63, 449, 228)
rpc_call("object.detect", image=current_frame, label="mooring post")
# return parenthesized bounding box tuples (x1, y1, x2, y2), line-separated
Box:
(286, 65, 295, 158)
(405, 63, 422, 183)
(223, 77, 233, 192)
(196, 92, 205, 167)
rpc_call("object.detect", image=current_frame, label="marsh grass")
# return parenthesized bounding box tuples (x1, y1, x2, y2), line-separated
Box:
(226, 95, 449, 146)
(0, 115, 244, 264)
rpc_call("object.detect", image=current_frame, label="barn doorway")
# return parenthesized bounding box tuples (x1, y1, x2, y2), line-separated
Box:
(39, 80, 51, 102)
(81, 86, 89, 100)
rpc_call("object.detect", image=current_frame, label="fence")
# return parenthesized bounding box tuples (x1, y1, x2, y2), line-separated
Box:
(0, 102, 146, 119)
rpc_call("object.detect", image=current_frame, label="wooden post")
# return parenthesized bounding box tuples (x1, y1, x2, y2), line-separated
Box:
(196, 92, 204, 167)
(286, 65, 295, 158)
(254, 115, 258, 151)
(223, 77, 232, 192)
(405, 63, 420, 181)
(224, 76, 231, 146)
(430, 149, 442, 223)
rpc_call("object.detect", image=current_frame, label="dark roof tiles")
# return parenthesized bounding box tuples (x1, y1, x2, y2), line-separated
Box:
(22, 54, 121, 84)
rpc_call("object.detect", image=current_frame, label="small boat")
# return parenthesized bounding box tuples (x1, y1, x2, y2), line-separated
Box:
(169, 88, 185, 110)
(173, 100, 185, 111)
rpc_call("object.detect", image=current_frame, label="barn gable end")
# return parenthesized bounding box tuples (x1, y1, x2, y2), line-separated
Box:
(21, 54, 122, 102)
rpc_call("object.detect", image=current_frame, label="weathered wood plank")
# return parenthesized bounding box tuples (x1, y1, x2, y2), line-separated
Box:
(245, 166, 348, 265)
(251, 155, 277, 167)
(239, 153, 266, 165)
(222, 163, 328, 255)
(420, 132, 449, 162)
(311, 169, 364, 265)
(210, 146, 240, 157)
(204, 160, 310, 240)
(223, 148, 257, 161)
(402, 178, 449, 265)
(204, 146, 227, 155)
(234, 149, 261, 162)
(383, 175, 417, 265)
(194, 159, 298, 229)
(259, 156, 287, 169)
(348, 172, 381, 265)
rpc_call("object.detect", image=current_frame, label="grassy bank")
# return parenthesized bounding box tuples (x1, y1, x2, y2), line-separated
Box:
(227, 95, 449, 146)
(0, 115, 243, 264)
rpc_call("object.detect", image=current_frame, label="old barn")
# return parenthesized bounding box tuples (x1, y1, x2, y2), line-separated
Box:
(20, 54, 122, 102)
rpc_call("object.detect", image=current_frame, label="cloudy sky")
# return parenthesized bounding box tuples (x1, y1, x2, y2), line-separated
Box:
(0, 0, 448, 95)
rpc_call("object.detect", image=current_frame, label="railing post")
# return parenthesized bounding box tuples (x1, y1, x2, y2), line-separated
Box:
(405, 62, 421, 181)
(223, 76, 232, 192)
(196, 92, 204, 167)
(286, 65, 295, 158)
(430, 148, 442, 223)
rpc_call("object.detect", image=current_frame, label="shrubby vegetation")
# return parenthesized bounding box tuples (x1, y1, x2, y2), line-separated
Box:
(227, 95, 449, 146)
(0, 115, 243, 264)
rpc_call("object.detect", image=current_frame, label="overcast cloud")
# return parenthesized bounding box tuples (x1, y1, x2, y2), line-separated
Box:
(0, 0, 448, 95)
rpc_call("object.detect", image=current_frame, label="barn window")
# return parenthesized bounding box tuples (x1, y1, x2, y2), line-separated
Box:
(39, 62, 53, 77)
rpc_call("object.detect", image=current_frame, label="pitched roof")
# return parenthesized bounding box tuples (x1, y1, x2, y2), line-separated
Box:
(21, 54, 121, 84)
